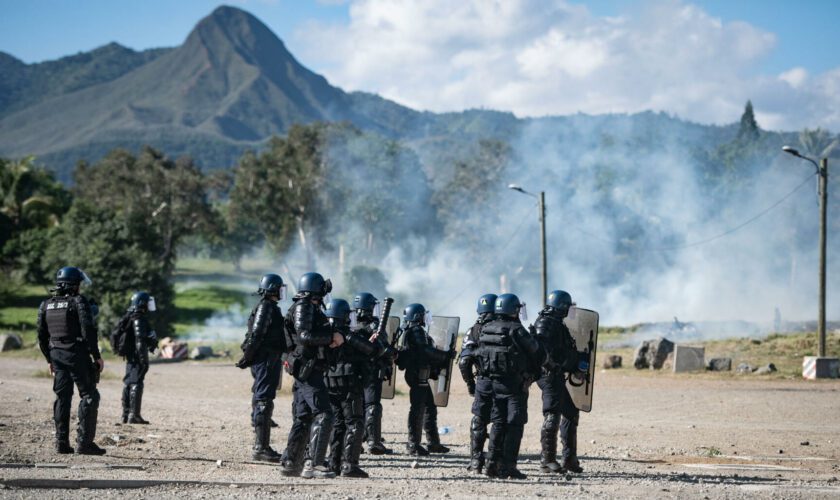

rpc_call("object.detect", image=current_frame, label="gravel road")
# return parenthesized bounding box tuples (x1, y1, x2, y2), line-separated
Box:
(1, 357, 839, 498)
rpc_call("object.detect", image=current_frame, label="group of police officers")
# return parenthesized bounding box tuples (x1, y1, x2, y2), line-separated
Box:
(36, 266, 589, 481)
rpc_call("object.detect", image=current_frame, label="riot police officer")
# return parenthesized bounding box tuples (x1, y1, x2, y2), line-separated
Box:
(458, 293, 497, 474)
(236, 274, 287, 462)
(354, 292, 394, 455)
(36, 267, 105, 455)
(119, 291, 159, 425)
(325, 298, 387, 478)
(534, 290, 588, 474)
(477, 294, 543, 479)
(280, 272, 343, 479)
(397, 303, 455, 456)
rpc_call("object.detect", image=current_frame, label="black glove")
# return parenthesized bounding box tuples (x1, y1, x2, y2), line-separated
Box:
(235, 353, 254, 369)
(467, 382, 476, 397)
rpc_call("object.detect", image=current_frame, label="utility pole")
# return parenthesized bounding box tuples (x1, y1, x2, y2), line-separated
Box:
(818, 158, 828, 357)
(539, 191, 548, 308)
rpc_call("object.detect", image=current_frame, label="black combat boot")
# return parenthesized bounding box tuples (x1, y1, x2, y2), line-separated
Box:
(560, 415, 583, 473)
(365, 405, 392, 455)
(467, 415, 487, 473)
(301, 413, 336, 479)
(252, 401, 281, 463)
(424, 419, 450, 454)
(280, 416, 311, 477)
(540, 412, 564, 473)
(500, 424, 526, 479)
(127, 384, 150, 424)
(484, 423, 504, 478)
(76, 393, 106, 456)
(55, 407, 73, 454)
(118, 385, 130, 424)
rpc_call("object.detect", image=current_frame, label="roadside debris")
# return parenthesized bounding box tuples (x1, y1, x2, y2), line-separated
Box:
(633, 337, 674, 369)
(0, 334, 23, 352)
(603, 355, 622, 369)
(706, 358, 732, 371)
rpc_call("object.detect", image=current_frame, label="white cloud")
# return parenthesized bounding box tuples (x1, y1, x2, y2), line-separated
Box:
(294, 0, 840, 130)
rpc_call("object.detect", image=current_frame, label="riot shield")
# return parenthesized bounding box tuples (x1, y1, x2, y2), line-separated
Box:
(563, 307, 599, 412)
(380, 316, 401, 400)
(428, 316, 460, 407)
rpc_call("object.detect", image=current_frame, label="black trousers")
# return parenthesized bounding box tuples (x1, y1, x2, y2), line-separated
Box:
(405, 371, 437, 445)
(538, 370, 580, 461)
(250, 351, 282, 424)
(328, 386, 364, 469)
(51, 346, 99, 443)
(283, 371, 334, 468)
(363, 374, 382, 410)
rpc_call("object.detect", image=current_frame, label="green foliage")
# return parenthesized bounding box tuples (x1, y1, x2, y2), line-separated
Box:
(737, 100, 760, 142)
(343, 265, 388, 298)
(798, 128, 838, 158)
(43, 201, 175, 335)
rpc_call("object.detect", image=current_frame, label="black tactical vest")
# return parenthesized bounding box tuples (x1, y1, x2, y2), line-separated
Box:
(478, 320, 527, 379)
(326, 329, 368, 389)
(45, 296, 81, 345)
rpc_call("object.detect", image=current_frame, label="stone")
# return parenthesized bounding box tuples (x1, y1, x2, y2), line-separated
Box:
(673, 345, 705, 373)
(633, 337, 674, 370)
(603, 355, 622, 369)
(706, 358, 732, 371)
(735, 363, 753, 374)
(0, 334, 23, 352)
(189, 346, 214, 360)
(754, 363, 777, 375)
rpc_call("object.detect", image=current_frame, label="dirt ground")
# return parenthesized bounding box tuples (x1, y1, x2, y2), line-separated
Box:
(1, 357, 839, 499)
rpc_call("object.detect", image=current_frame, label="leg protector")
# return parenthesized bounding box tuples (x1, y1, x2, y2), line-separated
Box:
(485, 423, 505, 478)
(560, 413, 583, 473)
(76, 391, 105, 455)
(540, 411, 564, 473)
(127, 384, 149, 424)
(468, 415, 487, 473)
(281, 414, 312, 475)
(307, 411, 335, 467)
(252, 400, 280, 462)
(501, 424, 525, 479)
(121, 384, 131, 423)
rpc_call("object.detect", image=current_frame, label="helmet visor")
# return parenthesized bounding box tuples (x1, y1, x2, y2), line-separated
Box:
(80, 270, 93, 288)
(349, 311, 358, 329)
(323, 279, 333, 294)
(147, 296, 157, 312)
(372, 302, 381, 319)
(323, 292, 332, 306)
(423, 310, 433, 328)
(278, 284, 287, 301)
(568, 305, 577, 320)
(518, 303, 528, 323)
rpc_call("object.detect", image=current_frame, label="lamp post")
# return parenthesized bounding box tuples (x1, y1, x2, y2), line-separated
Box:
(783, 146, 836, 378)
(508, 184, 548, 306)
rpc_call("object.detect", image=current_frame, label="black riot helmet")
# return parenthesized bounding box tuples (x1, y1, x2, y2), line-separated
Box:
(353, 292, 378, 313)
(325, 298, 352, 325)
(403, 303, 427, 325)
(54, 266, 91, 294)
(297, 272, 332, 297)
(546, 290, 573, 316)
(476, 294, 498, 315)
(495, 293, 524, 318)
(130, 291, 157, 312)
(258, 273, 286, 299)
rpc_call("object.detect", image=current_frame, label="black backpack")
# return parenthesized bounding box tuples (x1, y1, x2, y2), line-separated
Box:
(110, 313, 133, 356)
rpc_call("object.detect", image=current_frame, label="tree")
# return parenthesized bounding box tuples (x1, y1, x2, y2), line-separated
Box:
(737, 100, 760, 142)
(799, 128, 839, 158)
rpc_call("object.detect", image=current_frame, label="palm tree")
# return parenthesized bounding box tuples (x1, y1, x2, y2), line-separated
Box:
(0, 156, 62, 230)
(798, 128, 839, 159)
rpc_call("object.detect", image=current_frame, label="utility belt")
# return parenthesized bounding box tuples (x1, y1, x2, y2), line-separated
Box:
(284, 348, 326, 380)
(50, 336, 84, 349)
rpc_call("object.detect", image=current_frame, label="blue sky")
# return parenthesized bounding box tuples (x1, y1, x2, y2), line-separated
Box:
(2, 0, 839, 129)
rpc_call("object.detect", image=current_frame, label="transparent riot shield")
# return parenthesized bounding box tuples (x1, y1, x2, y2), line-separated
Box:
(428, 316, 460, 407)
(564, 307, 599, 412)
(380, 316, 401, 400)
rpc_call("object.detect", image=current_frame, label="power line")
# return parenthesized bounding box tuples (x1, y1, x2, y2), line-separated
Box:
(567, 173, 817, 252)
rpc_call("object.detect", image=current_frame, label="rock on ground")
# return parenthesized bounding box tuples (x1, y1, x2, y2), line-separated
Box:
(603, 355, 622, 369)
(633, 337, 674, 370)
(0, 333, 23, 352)
(707, 357, 732, 371)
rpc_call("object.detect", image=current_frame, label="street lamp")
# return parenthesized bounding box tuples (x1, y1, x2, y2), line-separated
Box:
(783, 146, 835, 377)
(508, 184, 548, 307)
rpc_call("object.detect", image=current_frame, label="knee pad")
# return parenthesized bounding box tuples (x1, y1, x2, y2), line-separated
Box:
(471, 414, 487, 432)
(542, 412, 560, 432)
(316, 410, 335, 428)
(81, 390, 101, 409)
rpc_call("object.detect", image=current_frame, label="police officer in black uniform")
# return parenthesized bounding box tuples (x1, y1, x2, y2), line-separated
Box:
(458, 293, 497, 474)
(397, 303, 455, 456)
(280, 272, 343, 479)
(36, 267, 106, 455)
(354, 292, 394, 455)
(236, 274, 287, 462)
(325, 298, 389, 478)
(477, 293, 543, 479)
(119, 291, 159, 425)
(534, 290, 588, 474)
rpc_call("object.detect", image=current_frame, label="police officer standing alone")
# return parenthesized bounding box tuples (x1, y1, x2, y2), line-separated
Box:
(325, 298, 388, 478)
(354, 292, 394, 455)
(534, 290, 588, 474)
(236, 274, 287, 462)
(36, 267, 106, 455)
(398, 303, 455, 456)
(458, 293, 497, 474)
(280, 272, 343, 479)
(118, 292, 158, 425)
(477, 294, 543, 479)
